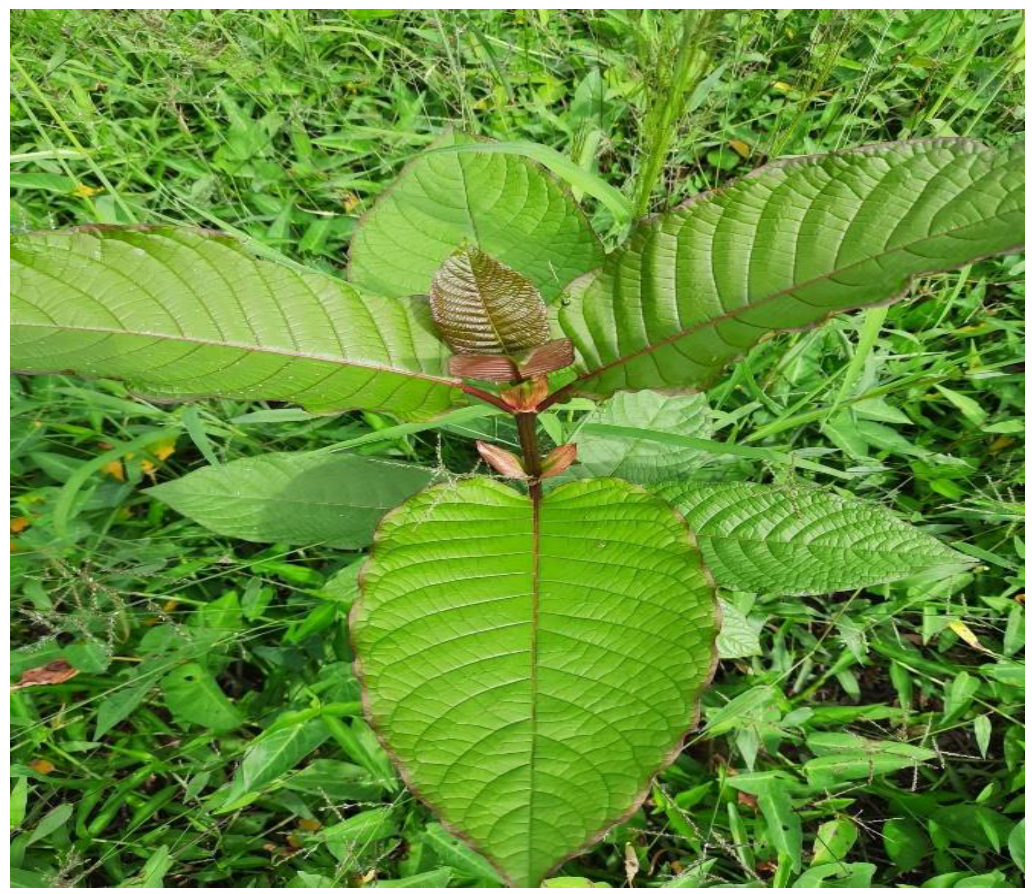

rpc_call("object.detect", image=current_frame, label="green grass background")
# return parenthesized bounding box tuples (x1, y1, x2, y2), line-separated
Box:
(10, 9, 1025, 888)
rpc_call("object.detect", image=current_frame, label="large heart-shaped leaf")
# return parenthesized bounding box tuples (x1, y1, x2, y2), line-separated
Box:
(558, 139, 1024, 399)
(348, 131, 604, 303)
(351, 478, 717, 887)
(658, 481, 974, 594)
(12, 226, 463, 420)
(147, 452, 434, 548)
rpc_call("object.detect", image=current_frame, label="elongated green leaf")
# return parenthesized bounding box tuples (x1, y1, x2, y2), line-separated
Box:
(725, 774, 802, 871)
(284, 759, 383, 801)
(567, 391, 713, 484)
(352, 478, 717, 887)
(659, 481, 973, 595)
(430, 247, 550, 355)
(803, 732, 937, 786)
(26, 804, 74, 846)
(12, 226, 462, 420)
(147, 452, 433, 548)
(423, 823, 504, 885)
(242, 721, 332, 790)
(559, 139, 1024, 398)
(321, 808, 398, 862)
(373, 869, 454, 888)
(349, 132, 604, 303)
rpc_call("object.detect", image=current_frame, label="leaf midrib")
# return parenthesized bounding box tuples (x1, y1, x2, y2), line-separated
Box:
(571, 207, 1023, 387)
(527, 490, 542, 883)
(12, 321, 459, 387)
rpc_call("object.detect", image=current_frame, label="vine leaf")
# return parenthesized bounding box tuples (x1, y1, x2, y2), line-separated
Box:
(147, 452, 434, 548)
(348, 130, 605, 303)
(658, 481, 975, 595)
(351, 478, 718, 887)
(11, 226, 463, 420)
(430, 246, 551, 355)
(559, 139, 1025, 399)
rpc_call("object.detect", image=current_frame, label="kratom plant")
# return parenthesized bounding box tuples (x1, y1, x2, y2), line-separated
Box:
(11, 133, 1024, 887)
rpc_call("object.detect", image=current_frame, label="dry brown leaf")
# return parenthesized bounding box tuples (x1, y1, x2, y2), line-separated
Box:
(12, 659, 80, 691)
(624, 841, 640, 886)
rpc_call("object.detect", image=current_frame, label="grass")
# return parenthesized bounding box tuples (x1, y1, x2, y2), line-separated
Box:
(10, 9, 1025, 888)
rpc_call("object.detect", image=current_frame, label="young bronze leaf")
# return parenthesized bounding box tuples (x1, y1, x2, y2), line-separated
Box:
(558, 139, 1024, 399)
(430, 247, 551, 355)
(11, 226, 463, 421)
(352, 478, 718, 888)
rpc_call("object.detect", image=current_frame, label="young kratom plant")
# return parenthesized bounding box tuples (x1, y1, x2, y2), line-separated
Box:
(11, 133, 1024, 887)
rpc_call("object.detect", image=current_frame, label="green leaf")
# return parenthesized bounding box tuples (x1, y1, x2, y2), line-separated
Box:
(660, 481, 973, 595)
(1008, 818, 1025, 872)
(792, 862, 876, 887)
(321, 808, 398, 862)
(220, 718, 331, 809)
(124, 846, 173, 888)
(702, 686, 776, 738)
(147, 452, 433, 548)
(803, 732, 937, 786)
(559, 140, 1024, 399)
(94, 678, 153, 740)
(10, 778, 28, 830)
(430, 246, 550, 355)
(348, 132, 604, 303)
(422, 137, 633, 226)
(284, 759, 383, 801)
(882, 818, 932, 874)
(422, 823, 504, 885)
(160, 662, 243, 732)
(715, 598, 761, 659)
(726, 774, 802, 871)
(374, 869, 454, 888)
(811, 817, 859, 866)
(26, 803, 73, 846)
(352, 478, 717, 887)
(12, 226, 462, 420)
(567, 391, 714, 484)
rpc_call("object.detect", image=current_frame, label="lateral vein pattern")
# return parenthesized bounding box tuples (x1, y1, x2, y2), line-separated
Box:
(353, 478, 717, 887)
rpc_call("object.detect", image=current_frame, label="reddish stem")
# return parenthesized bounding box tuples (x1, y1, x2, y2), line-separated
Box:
(461, 382, 516, 413)
(515, 411, 543, 502)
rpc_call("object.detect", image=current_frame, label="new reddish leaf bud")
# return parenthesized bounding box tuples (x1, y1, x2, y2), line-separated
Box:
(539, 443, 577, 479)
(500, 376, 549, 411)
(476, 441, 528, 479)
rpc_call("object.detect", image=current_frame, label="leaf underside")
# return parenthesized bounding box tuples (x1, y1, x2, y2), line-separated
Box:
(147, 452, 434, 548)
(430, 247, 551, 355)
(352, 478, 718, 887)
(11, 227, 462, 420)
(348, 131, 605, 303)
(559, 139, 1025, 399)
(566, 390, 714, 484)
(659, 481, 974, 595)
